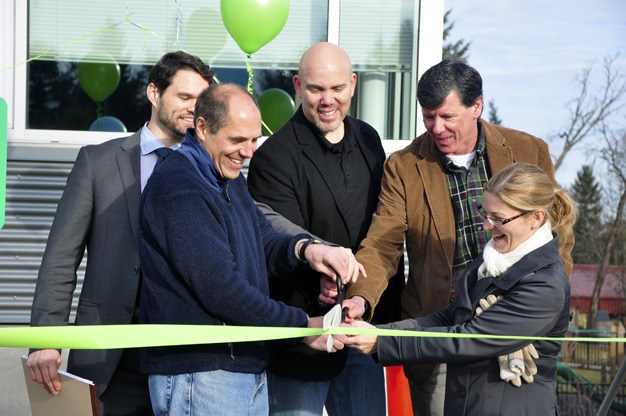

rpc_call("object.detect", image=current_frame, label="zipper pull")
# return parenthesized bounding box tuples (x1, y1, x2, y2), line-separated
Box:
(220, 180, 231, 202)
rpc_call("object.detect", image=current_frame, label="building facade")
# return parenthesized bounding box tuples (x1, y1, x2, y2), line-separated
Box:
(0, 0, 444, 324)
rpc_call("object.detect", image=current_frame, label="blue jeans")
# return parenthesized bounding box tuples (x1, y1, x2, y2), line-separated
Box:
(327, 348, 386, 415)
(149, 370, 268, 416)
(268, 349, 385, 416)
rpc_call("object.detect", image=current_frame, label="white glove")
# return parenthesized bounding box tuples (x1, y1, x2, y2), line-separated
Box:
(475, 294, 538, 387)
(474, 294, 502, 316)
(520, 343, 539, 382)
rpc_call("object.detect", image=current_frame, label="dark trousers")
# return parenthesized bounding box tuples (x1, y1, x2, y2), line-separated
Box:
(98, 348, 154, 416)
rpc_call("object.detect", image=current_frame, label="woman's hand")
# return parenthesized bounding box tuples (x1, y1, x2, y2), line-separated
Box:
(342, 320, 378, 355)
(304, 315, 347, 352)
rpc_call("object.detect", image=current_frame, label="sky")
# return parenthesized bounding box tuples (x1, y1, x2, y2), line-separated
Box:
(444, 0, 626, 188)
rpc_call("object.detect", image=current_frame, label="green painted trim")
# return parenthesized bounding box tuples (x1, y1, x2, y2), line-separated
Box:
(0, 98, 7, 229)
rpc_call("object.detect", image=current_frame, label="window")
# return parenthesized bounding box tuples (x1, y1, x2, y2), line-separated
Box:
(340, 0, 418, 139)
(1, 0, 443, 147)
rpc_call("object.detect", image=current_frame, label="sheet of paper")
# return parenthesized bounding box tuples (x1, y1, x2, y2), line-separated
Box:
(21, 355, 98, 416)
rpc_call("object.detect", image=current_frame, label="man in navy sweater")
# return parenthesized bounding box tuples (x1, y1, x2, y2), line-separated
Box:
(139, 83, 364, 415)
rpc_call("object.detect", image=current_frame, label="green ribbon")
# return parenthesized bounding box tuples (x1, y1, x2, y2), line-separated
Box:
(1, 325, 623, 350)
(7, 15, 174, 71)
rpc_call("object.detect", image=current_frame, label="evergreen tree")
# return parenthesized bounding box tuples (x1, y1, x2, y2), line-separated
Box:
(443, 10, 504, 128)
(487, 99, 502, 125)
(570, 165, 604, 264)
(443, 9, 470, 60)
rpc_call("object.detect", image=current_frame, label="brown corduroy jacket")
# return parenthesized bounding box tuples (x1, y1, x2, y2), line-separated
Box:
(347, 119, 574, 383)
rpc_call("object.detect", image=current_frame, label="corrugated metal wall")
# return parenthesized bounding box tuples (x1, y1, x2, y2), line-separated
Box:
(0, 159, 409, 325)
(0, 160, 85, 324)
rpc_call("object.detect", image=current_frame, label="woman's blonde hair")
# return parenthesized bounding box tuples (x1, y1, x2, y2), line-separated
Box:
(484, 163, 578, 258)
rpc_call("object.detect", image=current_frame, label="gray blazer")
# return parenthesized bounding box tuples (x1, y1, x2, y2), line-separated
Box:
(377, 238, 570, 415)
(30, 131, 307, 395)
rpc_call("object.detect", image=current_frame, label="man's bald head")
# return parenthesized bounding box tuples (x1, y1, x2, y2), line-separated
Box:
(294, 42, 356, 142)
(298, 42, 353, 77)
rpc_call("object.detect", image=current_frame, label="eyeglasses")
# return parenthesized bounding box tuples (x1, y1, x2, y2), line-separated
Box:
(477, 205, 531, 227)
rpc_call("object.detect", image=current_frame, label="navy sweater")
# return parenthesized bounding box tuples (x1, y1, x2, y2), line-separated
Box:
(139, 135, 309, 375)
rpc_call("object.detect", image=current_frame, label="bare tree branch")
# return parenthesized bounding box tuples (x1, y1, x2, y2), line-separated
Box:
(587, 128, 626, 329)
(552, 54, 626, 172)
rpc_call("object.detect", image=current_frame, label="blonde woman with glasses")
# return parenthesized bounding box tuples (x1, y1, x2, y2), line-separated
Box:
(345, 162, 577, 416)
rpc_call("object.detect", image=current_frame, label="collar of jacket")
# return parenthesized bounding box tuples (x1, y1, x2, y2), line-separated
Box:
(489, 237, 560, 291)
(178, 128, 224, 193)
(418, 119, 501, 162)
(440, 121, 487, 169)
(119, 130, 142, 240)
(452, 237, 561, 316)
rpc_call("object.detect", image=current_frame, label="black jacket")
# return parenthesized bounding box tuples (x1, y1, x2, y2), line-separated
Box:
(248, 107, 404, 380)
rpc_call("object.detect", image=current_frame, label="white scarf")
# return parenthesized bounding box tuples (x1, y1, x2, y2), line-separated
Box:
(478, 222, 553, 279)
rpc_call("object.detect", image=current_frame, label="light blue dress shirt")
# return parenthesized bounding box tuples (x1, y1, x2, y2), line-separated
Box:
(140, 123, 182, 191)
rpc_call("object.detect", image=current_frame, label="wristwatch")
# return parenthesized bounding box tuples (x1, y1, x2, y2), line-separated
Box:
(298, 238, 323, 263)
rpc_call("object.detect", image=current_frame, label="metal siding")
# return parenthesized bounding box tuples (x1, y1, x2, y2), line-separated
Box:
(0, 161, 408, 324)
(0, 160, 85, 324)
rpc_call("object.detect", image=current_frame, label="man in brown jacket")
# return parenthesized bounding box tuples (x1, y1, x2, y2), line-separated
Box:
(342, 59, 573, 415)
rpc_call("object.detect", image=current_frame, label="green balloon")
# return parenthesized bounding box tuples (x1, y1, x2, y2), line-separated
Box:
(258, 88, 295, 135)
(78, 61, 121, 102)
(184, 7, 228, 60)
(220, 0, 290, 55)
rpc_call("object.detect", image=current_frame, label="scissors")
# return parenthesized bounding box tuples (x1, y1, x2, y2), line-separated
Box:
(335, 277, 349, 322)
(323, 277, 350, 352)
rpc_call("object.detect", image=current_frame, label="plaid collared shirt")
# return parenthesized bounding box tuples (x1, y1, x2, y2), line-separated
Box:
(443, 123, 491, 284)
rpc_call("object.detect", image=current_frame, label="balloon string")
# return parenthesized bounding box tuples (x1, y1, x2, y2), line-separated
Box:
(7, 18, 130, 70)
(174, 0, 183, 45)
(5, 13, 182, 71)
(96, 102, 103, 119)
(243, 55, 271, 133)
(246, 54, 254, 95)
(261, 120, 273, 136)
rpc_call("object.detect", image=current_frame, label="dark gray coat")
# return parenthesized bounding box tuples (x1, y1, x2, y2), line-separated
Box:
(30, 132, 144, 394)
(377, 238, 570, 415)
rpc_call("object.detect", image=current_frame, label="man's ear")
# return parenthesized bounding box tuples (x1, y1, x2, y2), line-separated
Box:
(349, 73, 357, 97)
(293, 75, 302, 98)
(195, 117, 207, 144)
(146, 83, 160, 108)
(473, 96, 484, 119)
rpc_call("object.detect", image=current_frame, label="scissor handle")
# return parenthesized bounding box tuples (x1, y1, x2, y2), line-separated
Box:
(335, 276, 345, 302)
(335, 277, 349, 322)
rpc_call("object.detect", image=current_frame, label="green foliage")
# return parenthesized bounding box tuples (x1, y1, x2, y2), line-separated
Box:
(443, 11, 500, 126)
(570, 165, 604, 264)
(487, 99, 502, 126)
(443, 9, 470, 60)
